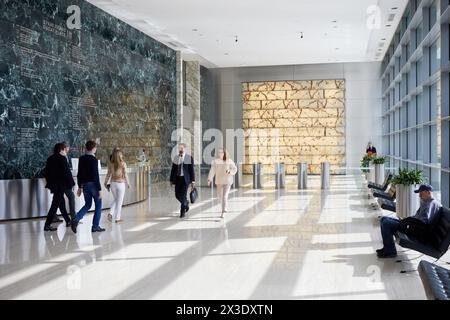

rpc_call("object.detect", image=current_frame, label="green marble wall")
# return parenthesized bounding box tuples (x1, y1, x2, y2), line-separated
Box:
(0, 0, 177, 180)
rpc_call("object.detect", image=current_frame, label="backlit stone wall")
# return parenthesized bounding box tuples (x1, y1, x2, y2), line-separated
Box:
(242, 80, 346, 174)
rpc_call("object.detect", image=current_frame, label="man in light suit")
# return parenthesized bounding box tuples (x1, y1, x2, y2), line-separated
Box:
(170, 143, 195, 218)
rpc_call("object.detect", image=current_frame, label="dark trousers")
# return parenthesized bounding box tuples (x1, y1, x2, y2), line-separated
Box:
(55, 189, 76, 220)
(45, 190, 71, 227)
(64, 188, 76, 219)
(74, 182, 102, 228)
(175, 176, 189, 212)
(380, 216, 401, 254)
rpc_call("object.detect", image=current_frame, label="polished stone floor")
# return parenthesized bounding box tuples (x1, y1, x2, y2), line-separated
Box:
(0, 175, 442, 299)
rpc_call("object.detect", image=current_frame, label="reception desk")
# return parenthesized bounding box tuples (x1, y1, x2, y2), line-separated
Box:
(0, 166, 150, 221)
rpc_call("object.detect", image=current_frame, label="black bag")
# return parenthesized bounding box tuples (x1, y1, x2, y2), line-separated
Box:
(399, 217, 432, 242)
(190, 187, 198, 204)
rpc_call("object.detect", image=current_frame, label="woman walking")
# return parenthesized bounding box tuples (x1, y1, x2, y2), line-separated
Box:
(207, 148, 237, 218)
(105, 148, 130, 223)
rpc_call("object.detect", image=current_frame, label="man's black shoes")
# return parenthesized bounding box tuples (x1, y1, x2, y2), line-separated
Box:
(71, 220, 79, 234)
(377, 251, 397, 258)
(91, 226, 106, 232)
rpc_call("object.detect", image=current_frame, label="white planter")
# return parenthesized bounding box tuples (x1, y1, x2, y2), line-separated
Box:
(396, 184, 420, 219)
(375, 163, 385, 185)
(368, 163, 375, 183)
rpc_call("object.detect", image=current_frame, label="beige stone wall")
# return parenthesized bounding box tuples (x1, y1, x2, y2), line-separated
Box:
(242, 80, 346, 174)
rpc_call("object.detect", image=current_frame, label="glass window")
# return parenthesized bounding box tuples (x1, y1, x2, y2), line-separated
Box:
(417, 58, 423, 84)
(430, 39, 440, 75)
(401, 103, 408, 129)
(382, 4, 448, 206)
(416, 23, 423, 46)
(417, 127, 424, 161)
(430, 82, 438, 120)
(408, 129, 417, 160)
(408, 96, 417, 126)
(429, 1, 437, 30)
(401, 132, 408, 158)
(417, 93, 424, 124)
(430, 125, 438, 164)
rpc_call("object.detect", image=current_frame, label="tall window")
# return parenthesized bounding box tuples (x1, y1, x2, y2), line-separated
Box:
(381, 1, 444, 203)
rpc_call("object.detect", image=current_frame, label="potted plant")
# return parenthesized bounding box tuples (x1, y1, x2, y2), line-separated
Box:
(391, 168, 425, 219)
(361, 154, 375, 181)
(373, 156, 386, 185)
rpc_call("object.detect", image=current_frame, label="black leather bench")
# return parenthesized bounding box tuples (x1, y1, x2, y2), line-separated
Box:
(378, 198, 396, 212)
(397, 207, 450, 261)
(373, 184, 396, 201)
(418, 260, 450, 300)
(368, 173, 393, 191)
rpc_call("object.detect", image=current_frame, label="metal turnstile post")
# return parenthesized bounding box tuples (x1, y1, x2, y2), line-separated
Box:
(233, 163, 242, 189)
(252, 163, 263, 189)
(275, 162, 285, 189)
(297, 163, 308, 189)
(321, 162, 330, 190)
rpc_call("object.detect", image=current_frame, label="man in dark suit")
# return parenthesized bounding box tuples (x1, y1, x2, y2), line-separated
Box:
(170, 143, 195, 218)
(44, 143, 75, 231)
(53, 141, 76, 223)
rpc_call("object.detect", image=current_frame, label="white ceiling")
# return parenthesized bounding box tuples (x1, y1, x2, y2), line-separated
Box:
(87, 0, 408, 68)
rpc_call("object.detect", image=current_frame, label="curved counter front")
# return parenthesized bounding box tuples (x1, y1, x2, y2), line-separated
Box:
(0, 166, 150, 221)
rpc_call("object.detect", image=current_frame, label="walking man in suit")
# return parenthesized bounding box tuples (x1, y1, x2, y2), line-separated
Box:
(60, 142, 76, 220)
(44, 143, 75, 231)
(170, 143, 195, 218)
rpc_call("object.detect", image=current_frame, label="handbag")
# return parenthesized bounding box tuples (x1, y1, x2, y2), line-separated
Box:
(399, 217, 432, 242)
(190, 186, 198, 204)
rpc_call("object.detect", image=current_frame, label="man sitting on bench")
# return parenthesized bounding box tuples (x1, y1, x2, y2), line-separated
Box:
(376, 184, 442, 258)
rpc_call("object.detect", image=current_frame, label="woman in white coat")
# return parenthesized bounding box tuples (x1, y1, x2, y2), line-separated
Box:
(207, 148, 237, 218)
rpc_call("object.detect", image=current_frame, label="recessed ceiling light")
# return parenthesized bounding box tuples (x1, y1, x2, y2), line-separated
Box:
(335, 48, 340, 50)
(192, 28, 198, 32)
(332, 20, 337, 23)
(224, 53, 229, 55)
(391, 7, 398, 10)
(386, 24, 392, 27)
(381, 38, 386, 41)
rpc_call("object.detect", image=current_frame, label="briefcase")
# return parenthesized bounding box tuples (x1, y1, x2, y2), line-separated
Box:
(190, 187, 198, 204)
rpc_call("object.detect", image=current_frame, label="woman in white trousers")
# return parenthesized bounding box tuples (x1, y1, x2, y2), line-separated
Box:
(105, 148, 130, 223)
(207, 148, 237, 218)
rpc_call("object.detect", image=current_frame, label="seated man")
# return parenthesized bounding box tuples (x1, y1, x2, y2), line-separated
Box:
(376, 184, 442, 258)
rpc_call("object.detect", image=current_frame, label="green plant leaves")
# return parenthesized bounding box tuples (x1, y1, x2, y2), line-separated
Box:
(372, 156, 386, 165)
(391, 168, 425, 186)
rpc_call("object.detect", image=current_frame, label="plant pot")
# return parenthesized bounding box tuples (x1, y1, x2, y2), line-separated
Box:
(367, 163, 375, 183)
(375, 163, 385, 185)
(396, 184, 420, 219)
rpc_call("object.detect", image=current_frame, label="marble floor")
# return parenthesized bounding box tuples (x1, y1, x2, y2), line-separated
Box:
(0, 175, 442, 300)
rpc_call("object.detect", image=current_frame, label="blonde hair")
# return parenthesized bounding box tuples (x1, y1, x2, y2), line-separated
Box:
(110, 148, 124, 172)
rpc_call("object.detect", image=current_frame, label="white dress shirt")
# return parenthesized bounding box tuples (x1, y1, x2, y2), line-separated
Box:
(178, 153, 185, 176)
